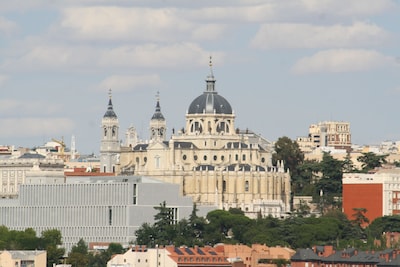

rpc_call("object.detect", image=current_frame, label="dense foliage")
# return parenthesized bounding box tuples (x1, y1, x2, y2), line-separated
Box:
(0, 227, 65, 267)
(134, 203, 400, 251)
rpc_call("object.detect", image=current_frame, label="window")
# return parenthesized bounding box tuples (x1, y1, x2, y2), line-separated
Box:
(213, 155, 217, 161)
(183, 155, 187, 160)
(133, 184, 137, 205)
(108, 206, 112, 225)
(155, 156, 160, 168)
(245, 181, 249, 192)
(242, 154, 246, 161)
(203, 155, 207, 161)
(223, 180, 226, 192)
(194, 155, 198, 161)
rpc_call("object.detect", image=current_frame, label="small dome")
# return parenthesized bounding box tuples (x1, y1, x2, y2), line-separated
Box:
(151, 99, 165, 120)
(188, 92, 232, 114)
(104, 98, 117, 118)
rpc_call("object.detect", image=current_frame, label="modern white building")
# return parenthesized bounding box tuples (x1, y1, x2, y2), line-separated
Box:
(0, 176, 216, 252)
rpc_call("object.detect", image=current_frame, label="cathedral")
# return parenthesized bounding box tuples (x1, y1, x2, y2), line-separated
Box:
(100, 61, 291, 218)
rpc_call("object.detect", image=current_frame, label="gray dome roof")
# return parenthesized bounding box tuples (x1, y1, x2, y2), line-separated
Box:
(151, 100, 165, 120)
(103, 98, 117, 118)
(188, 92, 232, 114)
(188, 63, 233, 115)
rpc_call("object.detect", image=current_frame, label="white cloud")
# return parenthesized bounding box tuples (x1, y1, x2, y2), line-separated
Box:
(251, 22, 389, 49)
(1, 42, 223, 71)
(0, 75, 8, 86)
(292, 49, 394, 74)
(301, 0, 395, 17)
(0, 118, 75, 138)
(58, 6, 227, 42)
(0, 99, 62, 115)
(96, 74, 162, 92)
(98, 43, 223, 69)
(1, 44, 96, 71)
(0, 16, 17, 34)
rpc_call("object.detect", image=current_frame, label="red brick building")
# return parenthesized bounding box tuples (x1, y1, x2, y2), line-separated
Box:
(342, 169, 400, 225)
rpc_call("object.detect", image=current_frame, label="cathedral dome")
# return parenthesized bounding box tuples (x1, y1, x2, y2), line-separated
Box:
(188, 92, 232, 114)
(188, 59, 233, 115)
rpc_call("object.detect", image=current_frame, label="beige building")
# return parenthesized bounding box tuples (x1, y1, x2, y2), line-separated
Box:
(107, 245, 235, 267)
(0, 250, 46, 267)
(100, 63, 291, 218)
(297, 121, 351, 153)
(220, 244, 295, 267)
(0, 154, 64, 198)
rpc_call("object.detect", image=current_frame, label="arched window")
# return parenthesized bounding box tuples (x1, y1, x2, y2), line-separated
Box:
(223, 180, 226, 192)
(245, 181, 249, 192)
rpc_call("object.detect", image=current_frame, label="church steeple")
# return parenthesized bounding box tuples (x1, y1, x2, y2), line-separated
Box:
(150, 92, 166, 141)
(205, 56, 216, 92)
(151, 92, 165, 121)
(104, 89, 117, 118)
(100, 89, 120, 173)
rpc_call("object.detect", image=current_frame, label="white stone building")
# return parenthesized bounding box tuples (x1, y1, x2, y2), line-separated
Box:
(100, 62, 291, 218)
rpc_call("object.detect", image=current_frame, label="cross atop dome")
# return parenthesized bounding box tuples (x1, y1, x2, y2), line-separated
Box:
(206, 56, 216, 92)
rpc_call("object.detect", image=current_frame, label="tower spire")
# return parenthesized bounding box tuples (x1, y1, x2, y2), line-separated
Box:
(104, 88, 117, 118)
(206, 56, 216, 92)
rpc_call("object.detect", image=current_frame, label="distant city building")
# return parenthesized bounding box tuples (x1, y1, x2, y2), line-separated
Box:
(220, 244, 295, 267)
(100, 61, 291, 218)
(0, 153, 64, 198)
(108, 245, 237, 267)
(291, 245, 400, 267)
(0, 250, 46, 267)
(297, 121, 351, 153)
(0, 176, 215, 252)
(108, 243, 295, 267)
(343, 168, 400, 224)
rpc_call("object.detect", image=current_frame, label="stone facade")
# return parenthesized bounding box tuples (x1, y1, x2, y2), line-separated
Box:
(100, 63, 291, 218)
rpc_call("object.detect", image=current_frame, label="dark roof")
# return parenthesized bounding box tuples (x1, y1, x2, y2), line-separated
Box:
(195, 165, 215, 171)
(188, 92, 232, 115)
(103, 98, 117, 118)
(174, 142, 197, 149)
(226, 142, 248, 149)
(132, 144, 148, 151)
(291, 249, 321, 261)
(151, 100, 165, 120)
(225, 164, 253, 171)
(19, 153, 45, 159)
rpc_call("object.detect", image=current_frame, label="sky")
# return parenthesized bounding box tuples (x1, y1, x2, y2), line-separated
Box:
(0, 0, 400, 155)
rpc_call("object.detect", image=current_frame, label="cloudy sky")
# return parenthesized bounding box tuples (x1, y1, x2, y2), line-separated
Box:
(0, 0, 399, 154)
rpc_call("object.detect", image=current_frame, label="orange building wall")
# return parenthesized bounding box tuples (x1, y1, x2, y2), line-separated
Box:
(343, 183, 382, 224)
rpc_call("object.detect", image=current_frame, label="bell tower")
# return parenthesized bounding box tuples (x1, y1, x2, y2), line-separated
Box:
(149, 92, 166, 142)
(100, 89, 120, 173)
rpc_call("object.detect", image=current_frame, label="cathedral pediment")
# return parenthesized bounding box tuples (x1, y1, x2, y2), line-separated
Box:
(147, 141, 168, 150)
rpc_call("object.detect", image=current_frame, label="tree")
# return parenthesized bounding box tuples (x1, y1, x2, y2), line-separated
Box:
(314, 152, 344, 210)
(153, 201, 176, 246)
(272, 136, 304, 195)
(357, 152, 388, 172)
(67, 239, 89, 267)
(343, 153, 356, 173)
(351, 208, 370, 228)
(273, 136, 304, 174)
(40, 229, 65, 267)
(135, 222, 156, 246)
